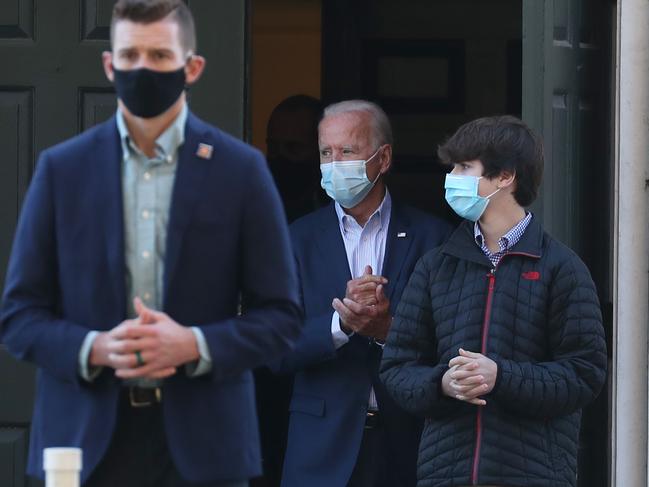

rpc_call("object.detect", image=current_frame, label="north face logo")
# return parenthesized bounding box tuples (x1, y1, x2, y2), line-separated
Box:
(522, 271, 540, 280)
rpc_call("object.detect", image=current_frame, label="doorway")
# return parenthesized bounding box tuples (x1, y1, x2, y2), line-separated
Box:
(250, 1, 611, 487)
(250, 0, 523, 222)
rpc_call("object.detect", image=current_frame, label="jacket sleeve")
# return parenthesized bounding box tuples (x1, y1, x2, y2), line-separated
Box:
(380, 254, 457, 418)
(272, 311, 337, 374)
(490, 254, 607, 418)
(197, 151, 303, 381)
(1, 152, 89, 385)
(270, 246, 340, 374)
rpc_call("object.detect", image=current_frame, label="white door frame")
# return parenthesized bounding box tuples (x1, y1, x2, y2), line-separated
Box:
(611, 1, 649, 485)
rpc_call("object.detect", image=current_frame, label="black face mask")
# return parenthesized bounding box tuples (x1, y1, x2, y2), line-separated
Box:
(112, 65, 186, 118)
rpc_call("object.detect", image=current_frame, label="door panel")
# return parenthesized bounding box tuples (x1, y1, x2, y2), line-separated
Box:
(0, 1, 248, 485)
(0, 351, 37, 487)
(0, 1, 34, 39)
(523, 1, 613, 486)
(0, 90, 33, 289)
(0, 428, 29, 487)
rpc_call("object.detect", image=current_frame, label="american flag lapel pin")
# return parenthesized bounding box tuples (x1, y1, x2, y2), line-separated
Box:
(397, 232, 407, 238)
(196, 143, 213, 160)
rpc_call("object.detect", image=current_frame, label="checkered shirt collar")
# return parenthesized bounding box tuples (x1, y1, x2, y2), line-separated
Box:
(474, 212, 533, 266)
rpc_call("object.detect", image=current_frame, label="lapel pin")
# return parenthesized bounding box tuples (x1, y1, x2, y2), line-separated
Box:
(397, 232, 407, 238)
(196, 143, 213, 160)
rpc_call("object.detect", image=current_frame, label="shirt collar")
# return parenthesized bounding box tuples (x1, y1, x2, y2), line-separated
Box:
(116, 103, 187, 161)
(335, 189, 392, 232)
(474, 212, 533, 251)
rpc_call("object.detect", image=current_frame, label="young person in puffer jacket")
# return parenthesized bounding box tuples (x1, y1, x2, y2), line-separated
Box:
(380, 115, 607, 487)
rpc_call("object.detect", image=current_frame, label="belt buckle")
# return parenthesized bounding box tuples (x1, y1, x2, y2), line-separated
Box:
(365, 410, 379, 429)
(128, 387, 162, 408)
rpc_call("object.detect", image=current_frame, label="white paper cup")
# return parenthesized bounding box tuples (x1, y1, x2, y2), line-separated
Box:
(44, 448, 82, 487)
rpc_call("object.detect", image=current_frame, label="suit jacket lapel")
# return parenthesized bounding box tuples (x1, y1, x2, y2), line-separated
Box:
(163, 114, 211, 304)
(382, 203, 414, 305)
(99, 117, 127, 321)
(314, 204, 352, 290)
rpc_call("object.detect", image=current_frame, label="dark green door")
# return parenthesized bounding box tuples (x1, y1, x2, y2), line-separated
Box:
(0, 1, 248, 485)
(522, 1, 613, 486)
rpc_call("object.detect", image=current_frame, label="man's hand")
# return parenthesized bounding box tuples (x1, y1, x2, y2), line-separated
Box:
(88, 298, 200, 379)
(332, 283, 391, 341)
(443, 348, 498, 406)
(344, 265, 388, 307)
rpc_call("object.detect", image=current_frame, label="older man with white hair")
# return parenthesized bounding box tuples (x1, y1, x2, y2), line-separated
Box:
(277, 100, 451, 487)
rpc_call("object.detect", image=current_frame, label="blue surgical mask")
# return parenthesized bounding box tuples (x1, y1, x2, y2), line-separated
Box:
(444, 174, 500, 221)
(320, 148, 381, 208)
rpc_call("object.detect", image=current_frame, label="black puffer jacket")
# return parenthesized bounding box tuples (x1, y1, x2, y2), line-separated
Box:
(380, 217, 607, 487)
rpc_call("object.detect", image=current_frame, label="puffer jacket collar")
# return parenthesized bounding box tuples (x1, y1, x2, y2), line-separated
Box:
(441, 213, 544, 267)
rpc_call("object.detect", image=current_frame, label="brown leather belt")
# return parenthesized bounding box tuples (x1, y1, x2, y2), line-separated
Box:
(128, 386, 162, 408)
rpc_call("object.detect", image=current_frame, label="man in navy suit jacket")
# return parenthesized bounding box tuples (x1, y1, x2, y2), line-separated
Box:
(0, 1, 300, 486)
(279, 100, 452, 487)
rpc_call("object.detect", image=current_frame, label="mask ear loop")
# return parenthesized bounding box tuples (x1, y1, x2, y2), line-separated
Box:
(484, 171, 514, 199)
(365, 146, 383, 165)
(367, 145, 385, 184)
(484, 170, 515, 199)
(477, 175, 500, 199)
(183, 52, 194, 91)
(485, 187, 501, 199)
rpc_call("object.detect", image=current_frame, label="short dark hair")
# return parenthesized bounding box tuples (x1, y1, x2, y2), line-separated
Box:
(111, 0, 196, 53)
(271, 95, 322, 119)
(268, 95, 322, 133)
(437, 115, 544, 207)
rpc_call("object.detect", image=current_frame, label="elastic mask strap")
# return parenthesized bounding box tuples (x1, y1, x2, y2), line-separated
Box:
(365, 146, 383, 165)
(485, 187, 501, 199)
(182, 52, 194, 89)
(367, 146, 384, 184)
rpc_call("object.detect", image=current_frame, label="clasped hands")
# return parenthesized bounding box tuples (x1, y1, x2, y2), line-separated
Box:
(442, 348, 498, 406)
(89, 297, 200, 379)
(332, 265, 392, 341)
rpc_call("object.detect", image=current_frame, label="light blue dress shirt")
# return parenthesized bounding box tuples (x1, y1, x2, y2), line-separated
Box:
(330, 189, 392, 347)
(330, 189, 392, 410)
(78, 105, 212, 383)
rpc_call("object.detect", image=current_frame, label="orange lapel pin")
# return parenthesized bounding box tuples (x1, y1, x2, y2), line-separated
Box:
(196, 143, 213, 159)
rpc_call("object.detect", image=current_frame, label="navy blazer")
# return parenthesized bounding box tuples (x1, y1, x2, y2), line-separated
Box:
(280, 201, 452, 487)
(0, 112, 302, 484)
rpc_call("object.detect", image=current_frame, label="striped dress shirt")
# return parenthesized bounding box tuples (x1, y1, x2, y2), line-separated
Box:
(331, 190, 392, 410)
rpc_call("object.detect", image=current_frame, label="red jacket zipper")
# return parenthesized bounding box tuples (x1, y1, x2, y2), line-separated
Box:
(471, 268, 496, 485)
(469, 251, 540, 483)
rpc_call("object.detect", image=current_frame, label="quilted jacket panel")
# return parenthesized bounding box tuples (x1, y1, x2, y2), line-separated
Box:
(380, 217, 607, 487)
